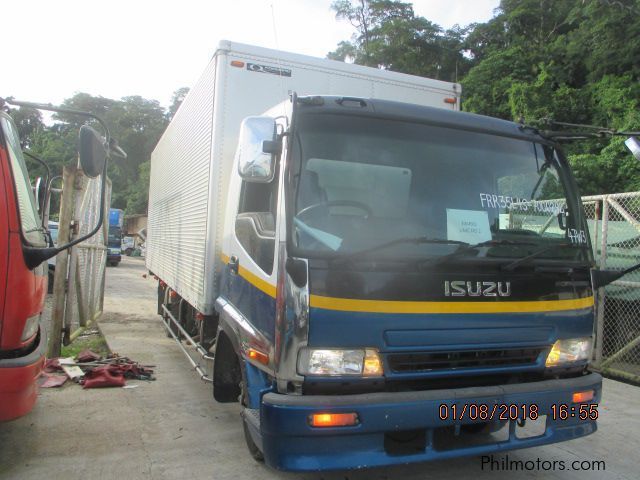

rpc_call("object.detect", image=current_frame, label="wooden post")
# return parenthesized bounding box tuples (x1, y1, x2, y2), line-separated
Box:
(48, 165, 76, 357)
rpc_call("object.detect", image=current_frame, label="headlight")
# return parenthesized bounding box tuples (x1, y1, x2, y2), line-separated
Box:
(545, 338, 593, 367)
(297, 348, 384, 376)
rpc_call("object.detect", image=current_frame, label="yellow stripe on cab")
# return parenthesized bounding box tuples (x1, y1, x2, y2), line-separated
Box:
(309, 295, 594, 314)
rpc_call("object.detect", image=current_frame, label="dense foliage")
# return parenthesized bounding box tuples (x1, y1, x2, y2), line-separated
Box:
(9, 88, 188, 215)
(330, 0, 640, 194)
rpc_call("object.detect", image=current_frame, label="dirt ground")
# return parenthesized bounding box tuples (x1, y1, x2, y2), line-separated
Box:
(0, 256, 638, 479)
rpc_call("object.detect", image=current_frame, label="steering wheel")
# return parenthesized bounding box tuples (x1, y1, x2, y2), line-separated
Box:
(296, 200, 372, 220)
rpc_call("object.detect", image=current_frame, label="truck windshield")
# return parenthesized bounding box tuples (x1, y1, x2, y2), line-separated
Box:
(108, 226, 121, 247)
(290, 113, 590, 264)
(1, 114, 44, 246)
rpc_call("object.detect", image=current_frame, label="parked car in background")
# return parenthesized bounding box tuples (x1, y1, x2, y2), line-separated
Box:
(107, 208, 123, 266)
(107, 225, 122, 266)
(122, 236, 135, 256)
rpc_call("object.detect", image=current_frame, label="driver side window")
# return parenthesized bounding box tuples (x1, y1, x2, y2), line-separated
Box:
(235, 173, 279, 275)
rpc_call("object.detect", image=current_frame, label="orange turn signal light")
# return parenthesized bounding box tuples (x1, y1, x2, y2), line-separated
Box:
(230, 60, 245, 68)
(309, 412, 358, 428)
(572, 390, 595, 403)
(247, 348, 269, 365)
(169, 290, 178, 299)
(444, 97, 457, 104)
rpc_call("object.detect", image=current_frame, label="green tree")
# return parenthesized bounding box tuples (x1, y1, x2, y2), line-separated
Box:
(329, 0, 469, 81)
(8, 107, 44, 148)
(167, 87, 190, 121)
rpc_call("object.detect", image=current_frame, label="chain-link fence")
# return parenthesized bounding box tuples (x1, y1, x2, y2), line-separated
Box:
(49, 165, 111, 357)
(583, 192, 640, 382)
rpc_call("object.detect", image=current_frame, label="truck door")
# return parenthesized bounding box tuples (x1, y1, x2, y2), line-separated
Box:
(222, 160, 280, 344)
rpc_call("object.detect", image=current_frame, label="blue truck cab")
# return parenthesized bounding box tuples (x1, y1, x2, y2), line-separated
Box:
(206, 96, 602, 470)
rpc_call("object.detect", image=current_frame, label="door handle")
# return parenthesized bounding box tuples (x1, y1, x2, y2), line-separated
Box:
(229, 255, 239, 274)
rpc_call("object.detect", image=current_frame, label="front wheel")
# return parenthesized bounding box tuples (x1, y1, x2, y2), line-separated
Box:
(242, 415, 264, 462)
(240, 359, 264, 463)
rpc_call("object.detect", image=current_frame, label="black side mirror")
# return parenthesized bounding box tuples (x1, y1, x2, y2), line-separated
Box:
(78, 125, 107, 178)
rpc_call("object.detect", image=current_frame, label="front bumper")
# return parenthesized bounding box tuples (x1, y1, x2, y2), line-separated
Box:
(0, 326, 47, 422)
(260, 373, 602, 471)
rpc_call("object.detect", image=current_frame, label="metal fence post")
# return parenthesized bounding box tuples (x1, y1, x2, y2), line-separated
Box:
(594, 198, 609, 367)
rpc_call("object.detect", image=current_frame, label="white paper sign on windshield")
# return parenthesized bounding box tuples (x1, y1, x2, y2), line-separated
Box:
(446, 209, 492, 244)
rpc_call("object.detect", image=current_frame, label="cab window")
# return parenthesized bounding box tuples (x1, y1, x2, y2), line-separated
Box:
(234, 171, 279, 275)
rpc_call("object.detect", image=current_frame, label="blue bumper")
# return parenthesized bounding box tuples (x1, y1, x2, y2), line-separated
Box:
(259, 373, 602, 471)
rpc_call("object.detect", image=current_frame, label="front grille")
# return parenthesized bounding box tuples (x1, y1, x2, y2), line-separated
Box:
(387, 347, 545, 373)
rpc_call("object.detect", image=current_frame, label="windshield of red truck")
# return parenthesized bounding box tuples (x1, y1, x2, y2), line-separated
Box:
(290, 113, 590, 264)
(1, 113, 45, 247)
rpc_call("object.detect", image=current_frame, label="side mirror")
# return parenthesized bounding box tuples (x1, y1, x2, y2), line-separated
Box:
(237, 116, 277, 183)
(78, 125, 107, 178)
(625, 137, 640, 161)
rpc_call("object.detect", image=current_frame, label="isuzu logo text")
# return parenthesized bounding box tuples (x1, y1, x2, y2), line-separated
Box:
(444, 281, 512, 297)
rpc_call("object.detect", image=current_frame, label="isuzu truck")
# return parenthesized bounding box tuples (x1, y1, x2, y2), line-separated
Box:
(146, 41, 629, 471)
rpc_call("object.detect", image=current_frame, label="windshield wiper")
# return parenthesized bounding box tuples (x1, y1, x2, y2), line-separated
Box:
(336, 236, 470, 262)
(419, 239, 539, 270)
(501, 243, 590, 271)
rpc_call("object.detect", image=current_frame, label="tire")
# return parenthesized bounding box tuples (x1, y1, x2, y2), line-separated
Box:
(239, 355, 264, 462)
(242, 416, 264, 462)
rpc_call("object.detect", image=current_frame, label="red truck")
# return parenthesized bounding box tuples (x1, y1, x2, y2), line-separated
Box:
(0, 97, 121, 421)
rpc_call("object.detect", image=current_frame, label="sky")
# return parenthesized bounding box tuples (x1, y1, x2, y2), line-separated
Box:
(2, 0, 500, 109)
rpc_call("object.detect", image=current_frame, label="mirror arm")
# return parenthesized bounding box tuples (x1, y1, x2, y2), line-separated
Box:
(591, 262, 640, 290)
(22, 160, 108, 270)
(2, 97, 112, 150)
(23, 151, 51, 228)
(23, 150, 51, 187)
(621, 262, 640, 277)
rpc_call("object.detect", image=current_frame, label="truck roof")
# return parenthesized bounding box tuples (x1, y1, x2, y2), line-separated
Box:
(216, 40, 460, 94)
(296, 95, 549, 145)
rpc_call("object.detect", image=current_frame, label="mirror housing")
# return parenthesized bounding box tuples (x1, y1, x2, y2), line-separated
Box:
(625, 136, 640, 161)
(237, 116, 277, 183)
(78, 125, 107, 178)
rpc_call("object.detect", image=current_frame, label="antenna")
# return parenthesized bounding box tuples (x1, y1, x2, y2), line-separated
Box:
(270, 2, 288, 118)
